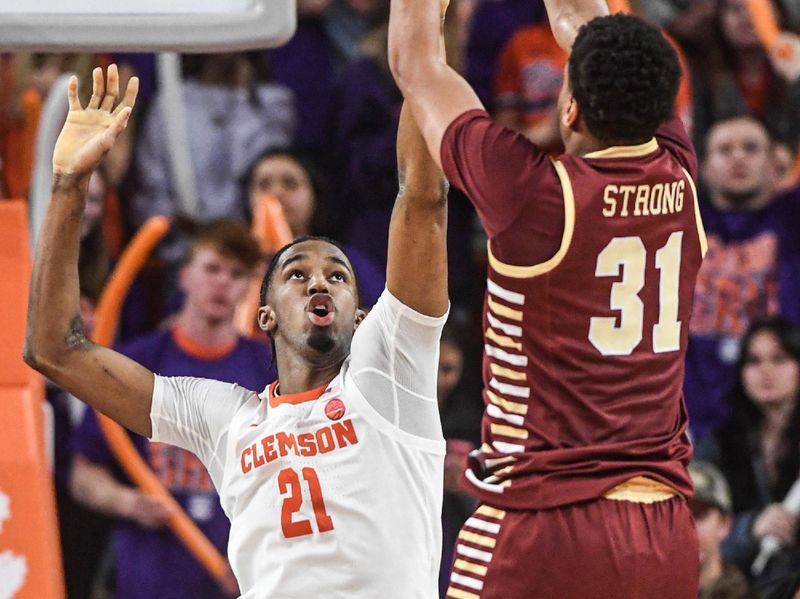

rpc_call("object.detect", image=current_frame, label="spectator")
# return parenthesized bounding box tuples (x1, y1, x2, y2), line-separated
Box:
(760, 571, 800, 599)
(492, 23, 567, 153)
(698, 318, 800, 587)
(463, 0, 544, 107)
(323, 0, 389, 73)
(685, 114, 800, 438)
(266, 0, 338, 156)
(131, 53, 296, 227)
(689, 0, 800, 153)
(436, 316, 481, 598)
(244, 149, 385, 308)
(689, 461, 755, 599)
(69, 220, 274, 599)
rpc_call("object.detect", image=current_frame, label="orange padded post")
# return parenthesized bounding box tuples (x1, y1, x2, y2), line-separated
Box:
(0, 199, 65, 599)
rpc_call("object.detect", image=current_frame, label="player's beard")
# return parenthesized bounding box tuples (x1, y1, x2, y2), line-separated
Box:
(308, 327, 336, 353)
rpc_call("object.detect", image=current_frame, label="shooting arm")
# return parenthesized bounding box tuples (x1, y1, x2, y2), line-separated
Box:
(543, 0, 609, 52)
(385, 101, 448, 317)
(23, 66, 154, 436)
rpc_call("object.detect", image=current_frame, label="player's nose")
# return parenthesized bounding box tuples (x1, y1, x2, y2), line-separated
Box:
(307, 270, 329, 295)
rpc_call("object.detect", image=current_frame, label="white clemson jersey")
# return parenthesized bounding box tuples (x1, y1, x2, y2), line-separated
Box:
(149, 289, 447, 598)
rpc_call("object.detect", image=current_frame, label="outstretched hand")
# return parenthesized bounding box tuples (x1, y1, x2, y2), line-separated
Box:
(52, 64, 139, 178)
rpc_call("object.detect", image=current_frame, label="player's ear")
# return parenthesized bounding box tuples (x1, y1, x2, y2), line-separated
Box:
(563, 96, 580, 130)
(353, 308, 367, 331)
(258, 305, 277, 334)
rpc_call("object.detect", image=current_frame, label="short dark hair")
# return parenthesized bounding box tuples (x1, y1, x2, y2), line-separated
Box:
(188, 219, 262, 270)
(569, 14, 681, 144)
(259, 235, 360, 307)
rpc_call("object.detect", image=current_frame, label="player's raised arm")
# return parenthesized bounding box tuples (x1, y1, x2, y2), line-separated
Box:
(385, 98, 449, 317)
(23, 65, 155, 437)
(542, 0, 609, 52)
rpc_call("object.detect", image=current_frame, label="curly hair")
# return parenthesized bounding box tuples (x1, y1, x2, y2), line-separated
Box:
(569, 14, 681, 144)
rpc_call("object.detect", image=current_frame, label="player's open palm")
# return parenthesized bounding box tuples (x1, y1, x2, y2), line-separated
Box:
(52, 64, 138, 177)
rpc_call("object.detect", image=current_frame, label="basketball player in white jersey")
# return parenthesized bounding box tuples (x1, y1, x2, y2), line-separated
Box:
(24, 64, 449, 597)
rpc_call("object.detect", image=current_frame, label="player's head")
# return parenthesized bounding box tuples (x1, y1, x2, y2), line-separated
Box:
(180, 219, 262, 325)
(703, 114, 774, 205)
(559, 14, 680, 149)
(258, 236, 364, 368)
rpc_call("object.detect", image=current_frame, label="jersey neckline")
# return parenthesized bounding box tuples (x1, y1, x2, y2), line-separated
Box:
(268, 380, 329, 408)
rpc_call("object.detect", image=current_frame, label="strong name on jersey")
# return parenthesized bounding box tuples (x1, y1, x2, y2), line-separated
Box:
(442, 111, 707, 510)
(149, 290, 447, 598)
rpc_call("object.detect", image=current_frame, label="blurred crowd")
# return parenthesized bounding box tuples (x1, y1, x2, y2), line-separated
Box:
(2, 0, 800, 597)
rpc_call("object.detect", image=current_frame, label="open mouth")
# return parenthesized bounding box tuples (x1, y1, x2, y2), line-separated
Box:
(307, 294, 335, 327)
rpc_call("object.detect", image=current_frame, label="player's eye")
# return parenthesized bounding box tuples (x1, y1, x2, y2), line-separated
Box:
(330, 271, 346, 282)
(288, 270, 305, 280)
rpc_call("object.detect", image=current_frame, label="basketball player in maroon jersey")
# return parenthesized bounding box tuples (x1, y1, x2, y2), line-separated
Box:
(390, 0, 704, 597)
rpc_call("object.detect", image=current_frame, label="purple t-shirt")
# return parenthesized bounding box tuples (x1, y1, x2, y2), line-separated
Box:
(684, 186, 800, 438)
(72, 328, 274, 599)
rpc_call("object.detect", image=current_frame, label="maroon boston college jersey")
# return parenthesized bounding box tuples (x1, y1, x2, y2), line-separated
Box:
(441, 110, 707, 510)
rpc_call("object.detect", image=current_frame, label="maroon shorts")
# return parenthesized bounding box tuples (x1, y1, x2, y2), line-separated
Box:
(446, 497, 698, 599)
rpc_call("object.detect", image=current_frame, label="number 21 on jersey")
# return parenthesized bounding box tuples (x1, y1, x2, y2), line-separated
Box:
(589, 232, 683, 356)
(278, 467, 335, 538)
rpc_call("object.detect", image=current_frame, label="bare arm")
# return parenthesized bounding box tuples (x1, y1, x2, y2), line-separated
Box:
(23, 66, 154, 436)
(543, 0, 609, 52)
(385, 99, 449, 317)
(70, 455, 171, 528)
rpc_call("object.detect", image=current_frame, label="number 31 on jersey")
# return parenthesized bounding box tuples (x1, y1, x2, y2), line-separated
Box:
(589, 232, 683, 356)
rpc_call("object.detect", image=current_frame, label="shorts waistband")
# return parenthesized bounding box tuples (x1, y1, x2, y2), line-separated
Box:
(602, 476, 682, 504)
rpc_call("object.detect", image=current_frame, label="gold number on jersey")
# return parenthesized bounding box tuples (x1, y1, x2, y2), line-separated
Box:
(278, 466, 335, 538)
(589, 232, 683, 356)
(653, 232, 683, 352)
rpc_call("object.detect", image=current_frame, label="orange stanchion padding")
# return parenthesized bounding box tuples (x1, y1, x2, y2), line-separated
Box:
(0, 199, 64, 599)
(91, 215, 229, 584)
(235, 193, 294, 336)
(2, 89, 42, 199)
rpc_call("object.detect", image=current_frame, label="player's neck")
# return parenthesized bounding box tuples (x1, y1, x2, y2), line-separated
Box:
(566, 134, 609, 157)
(174, 310, 238, 348)
(273, 347, 343, 396)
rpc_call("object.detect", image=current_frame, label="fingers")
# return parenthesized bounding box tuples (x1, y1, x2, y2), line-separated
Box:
(99, 106, 133, 152)
(67, 75, 82, 111)
(100, 64, 119, 112)
(114, 75, 139, 116)
(88, 67, 104, 109)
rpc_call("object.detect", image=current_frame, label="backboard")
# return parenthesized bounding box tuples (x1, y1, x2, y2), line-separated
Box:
(0, 0, 296, 52)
